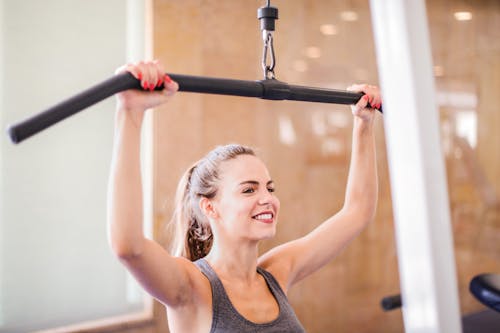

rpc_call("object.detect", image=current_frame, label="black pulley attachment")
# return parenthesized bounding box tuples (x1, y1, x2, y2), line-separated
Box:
(258, 1, 279, 79)
(257, 2, 278, 31)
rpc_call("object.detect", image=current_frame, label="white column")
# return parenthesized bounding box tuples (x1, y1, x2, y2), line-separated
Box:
(0, 0, 5, 325)
(125, 0, 152, 310)
(369, 1, 462, 332)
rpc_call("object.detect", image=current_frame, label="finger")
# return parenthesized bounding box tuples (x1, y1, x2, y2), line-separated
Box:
(348, 84, 373, 107)
(137, 61, 158, 91)
(359, 85, 381, 108)
(352, 94, 369, 114)
(150, 61, 164, 91)
(366, 93, 374, 108)
(153, 60, 166, 88)
(134, 61, 150, 90)
(374, 90, 382, 109)
(358, 94, 369, 109)
(163, 79, 179, 96)
(116, 63, 141, 82)
(144, 61, 158, 91)
(369, 88, 381, 109)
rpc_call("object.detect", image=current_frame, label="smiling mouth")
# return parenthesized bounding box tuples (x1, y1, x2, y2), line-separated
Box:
(252, 212, 274, 223)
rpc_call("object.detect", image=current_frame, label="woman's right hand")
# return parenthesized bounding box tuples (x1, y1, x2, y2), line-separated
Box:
(115, 60, 178, 114)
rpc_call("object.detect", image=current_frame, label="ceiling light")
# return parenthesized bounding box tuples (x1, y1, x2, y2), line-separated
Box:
(454, 11, 472, 21)
(320, 24, 338, 36)
(433, 65, 444, 77)
(340, 11, 358, 22)
(278, 115, 296, 146)
(305, 47, 321, 59)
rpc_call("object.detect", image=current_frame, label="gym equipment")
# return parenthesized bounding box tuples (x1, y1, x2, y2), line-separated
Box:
(380, 294, 402, 311)
(380, 273, 500, 315)
(7, 1, 382, 144)
(470, 273, 500, 312)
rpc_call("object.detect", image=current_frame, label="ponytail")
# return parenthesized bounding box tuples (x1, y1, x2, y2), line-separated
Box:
(170, 163, 213, 261)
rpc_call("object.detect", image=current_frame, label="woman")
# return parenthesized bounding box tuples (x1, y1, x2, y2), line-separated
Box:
(108, 60, 380, 332)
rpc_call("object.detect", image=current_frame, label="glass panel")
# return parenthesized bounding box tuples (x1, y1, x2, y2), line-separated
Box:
(0, 1, 147, 332)
(428, 0, 500, 314)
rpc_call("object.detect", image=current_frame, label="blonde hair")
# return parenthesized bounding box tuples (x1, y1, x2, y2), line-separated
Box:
(170, 144, 255, 261)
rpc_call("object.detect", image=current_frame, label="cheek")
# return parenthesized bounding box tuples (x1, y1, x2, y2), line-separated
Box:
(233, 199, 260, 222)
(274, 195, 281, 211)
(240, 199, 258, 215)
(220, 197, 253, 219)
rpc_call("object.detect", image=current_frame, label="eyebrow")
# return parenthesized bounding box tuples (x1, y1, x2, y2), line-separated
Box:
(238, 180, 274, 186)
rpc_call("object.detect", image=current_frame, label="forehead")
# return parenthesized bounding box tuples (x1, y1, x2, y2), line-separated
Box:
(218, 155, 271, 183)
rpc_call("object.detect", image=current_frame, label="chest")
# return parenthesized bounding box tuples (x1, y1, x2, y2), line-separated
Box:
(222, 277, 280, 323)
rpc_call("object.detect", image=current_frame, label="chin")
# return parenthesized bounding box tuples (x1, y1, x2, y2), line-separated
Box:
(260, 232, 276, 240)
(254, 226, 277, 241)
(247, 218, 278, 241)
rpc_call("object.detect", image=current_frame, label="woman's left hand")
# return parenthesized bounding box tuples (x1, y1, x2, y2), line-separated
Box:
(347, 84, 381, 123)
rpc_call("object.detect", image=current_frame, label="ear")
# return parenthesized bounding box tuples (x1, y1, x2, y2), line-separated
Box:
(199, 197, 218, 220)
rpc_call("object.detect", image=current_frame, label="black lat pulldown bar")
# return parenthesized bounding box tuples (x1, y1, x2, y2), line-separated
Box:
(7, 73, 381, 144)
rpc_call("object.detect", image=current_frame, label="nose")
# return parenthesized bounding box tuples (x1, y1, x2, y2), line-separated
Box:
(258, 189, 274, 205)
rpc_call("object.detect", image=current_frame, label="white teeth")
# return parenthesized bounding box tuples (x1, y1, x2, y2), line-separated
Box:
(254, 213, 272, 220)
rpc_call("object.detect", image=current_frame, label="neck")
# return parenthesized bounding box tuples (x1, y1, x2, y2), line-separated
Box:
(205, 237, 260, 282)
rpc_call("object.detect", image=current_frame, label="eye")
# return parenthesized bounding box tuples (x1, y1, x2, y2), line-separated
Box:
(267, 187, 275, 193)
(242, 187, 255, 194)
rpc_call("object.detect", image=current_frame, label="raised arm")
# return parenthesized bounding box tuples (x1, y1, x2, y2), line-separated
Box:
(107, 61, 195, 306)
(259, 84, 380, 291)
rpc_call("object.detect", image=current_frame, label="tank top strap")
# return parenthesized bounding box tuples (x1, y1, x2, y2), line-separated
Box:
(194, 258, 226, 331)
(256, 266, 287, 301)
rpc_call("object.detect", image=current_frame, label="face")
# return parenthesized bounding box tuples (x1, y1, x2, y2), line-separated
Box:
(205, 154, 280, 242)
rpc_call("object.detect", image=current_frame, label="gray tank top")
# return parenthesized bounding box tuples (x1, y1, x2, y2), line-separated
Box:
(195, 258, 306, 333)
